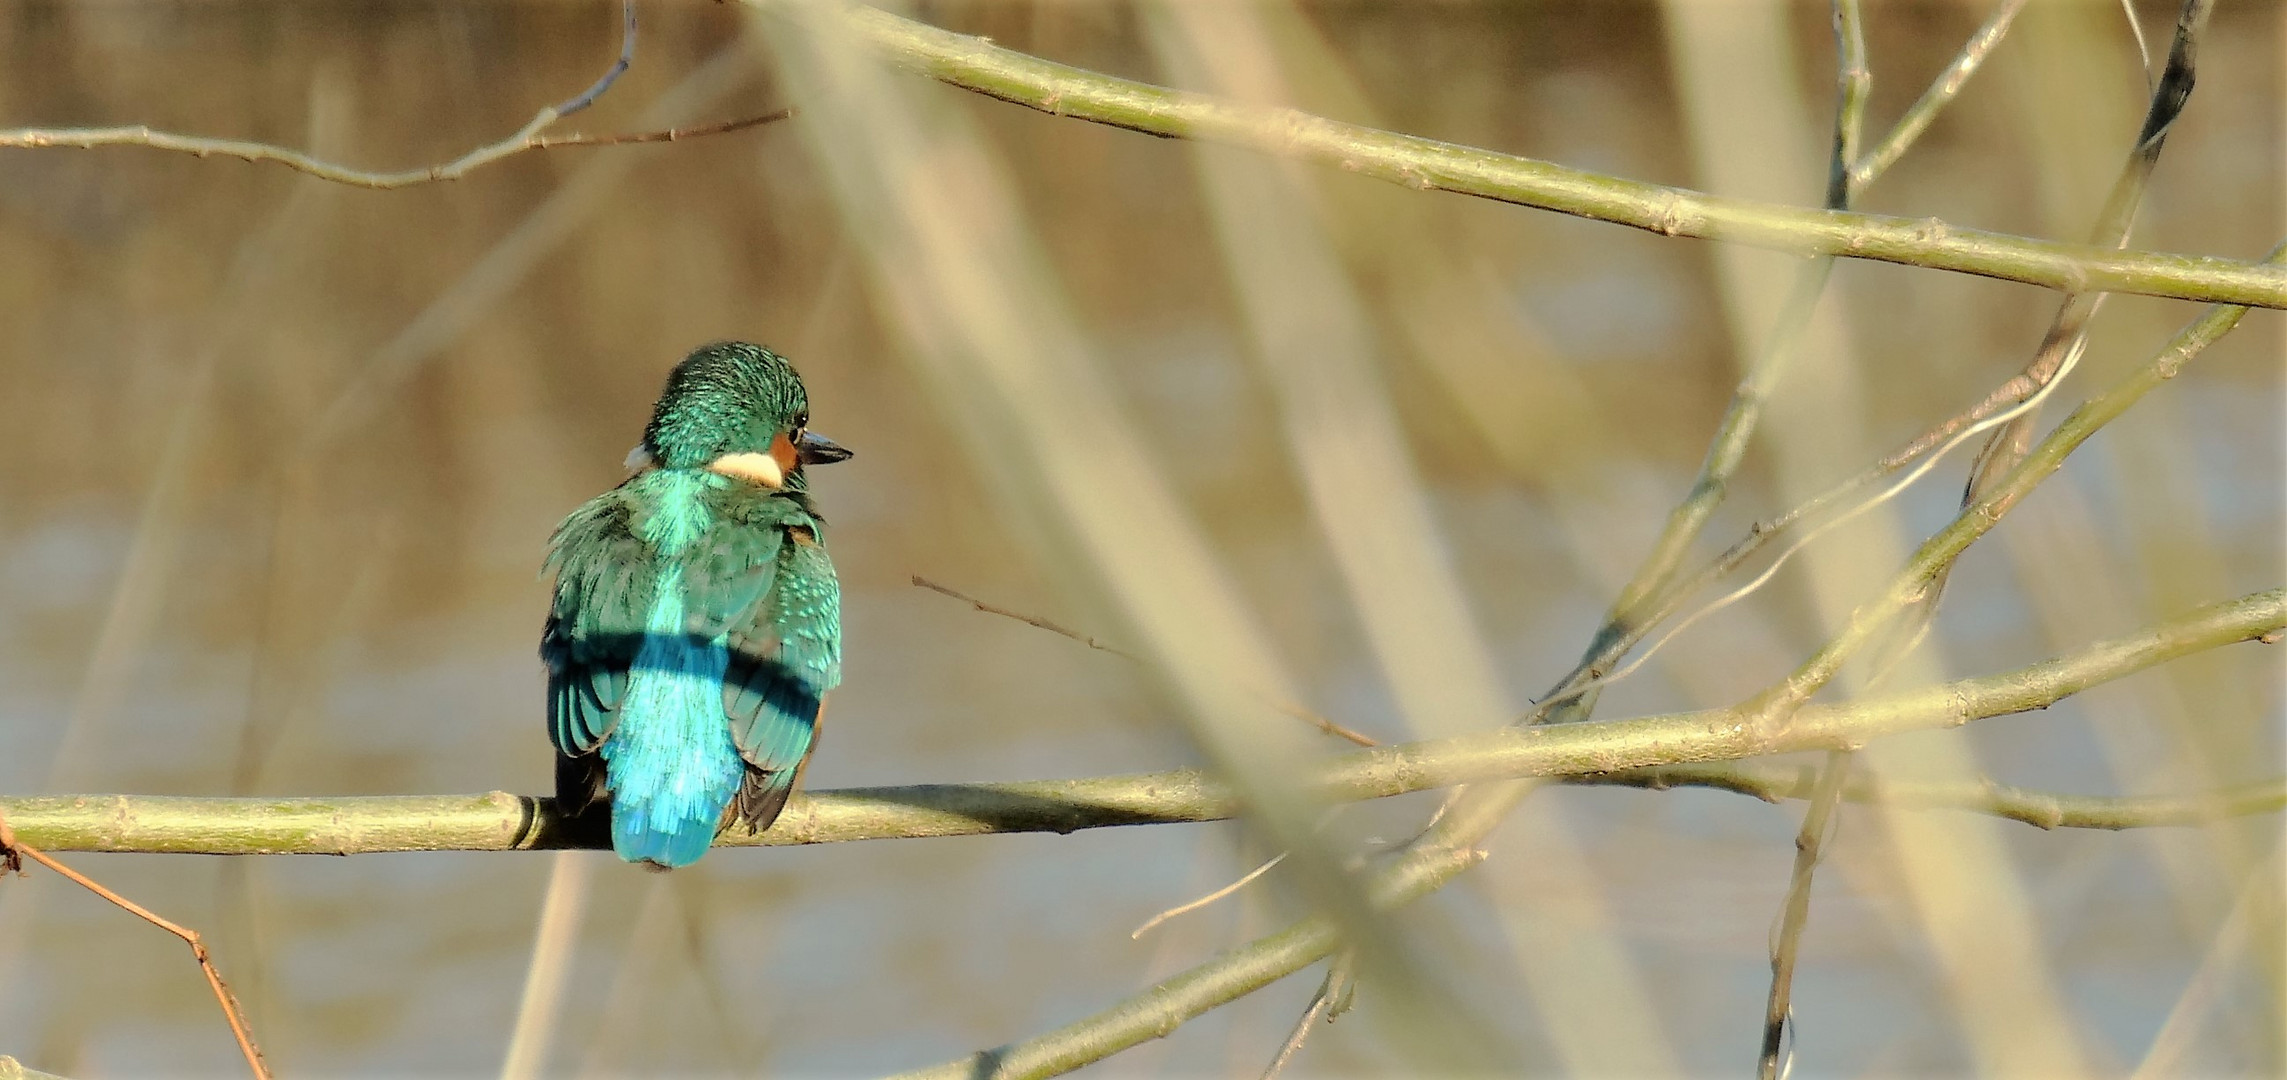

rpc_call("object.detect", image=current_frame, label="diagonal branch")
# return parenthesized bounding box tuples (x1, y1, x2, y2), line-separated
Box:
(762, 1, 2287, 308)
(553, 0, 639, 117)
(878, 585, 2281, 1079)
(1848, 0, 2027, 189)
(0, 812, 270, 1079)
(1744, 233, 2280, 727)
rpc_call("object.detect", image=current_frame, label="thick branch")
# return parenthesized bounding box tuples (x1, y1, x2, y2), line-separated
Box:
(7, 588, 2277, 855)
(765, 2, 2287, 309)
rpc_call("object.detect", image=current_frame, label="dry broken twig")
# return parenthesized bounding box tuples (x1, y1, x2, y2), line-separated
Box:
(0, 809, 271, 1080)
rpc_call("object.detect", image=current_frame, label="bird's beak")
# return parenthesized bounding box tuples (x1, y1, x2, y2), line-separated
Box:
(796, 430, 853, 466)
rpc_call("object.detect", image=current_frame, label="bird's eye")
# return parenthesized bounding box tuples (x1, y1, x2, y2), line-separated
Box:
(794, 412, 809, 430)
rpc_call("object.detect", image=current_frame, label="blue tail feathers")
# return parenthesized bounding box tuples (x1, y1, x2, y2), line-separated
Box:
(600, 626, 744, 869)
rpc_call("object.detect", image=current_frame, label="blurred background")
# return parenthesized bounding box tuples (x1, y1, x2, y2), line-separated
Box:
(0, 0, 2279, 1076)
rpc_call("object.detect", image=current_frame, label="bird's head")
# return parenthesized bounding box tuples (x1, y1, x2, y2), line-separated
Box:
(633, 341, 851, 487)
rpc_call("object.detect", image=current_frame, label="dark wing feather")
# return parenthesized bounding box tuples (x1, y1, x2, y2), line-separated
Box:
(540, 487, 655, 814)
(540, 479, 838, 834)
(711, 497, 842, 835)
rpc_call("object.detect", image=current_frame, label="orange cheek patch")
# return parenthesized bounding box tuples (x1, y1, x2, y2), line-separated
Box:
(770, 431, 801, 477)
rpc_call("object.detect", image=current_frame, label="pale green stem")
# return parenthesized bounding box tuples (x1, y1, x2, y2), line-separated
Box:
(766, 2, 2287, 309)
(10, 589, 2273, 853)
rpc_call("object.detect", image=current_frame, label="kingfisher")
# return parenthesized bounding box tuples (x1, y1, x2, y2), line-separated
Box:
(541, 341, 850, 869)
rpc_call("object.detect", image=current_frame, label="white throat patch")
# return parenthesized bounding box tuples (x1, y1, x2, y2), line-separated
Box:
(706, 451, 786, 489)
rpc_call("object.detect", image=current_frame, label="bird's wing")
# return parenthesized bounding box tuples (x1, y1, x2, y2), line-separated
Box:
(711, 497, 842, 833)
(540, 489, 656, 771)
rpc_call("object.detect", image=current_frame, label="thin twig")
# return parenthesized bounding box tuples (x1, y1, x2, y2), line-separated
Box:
(1131, 853, 1285, 939)
(1849, 0, 2028, 190)
(1742, 0, 2225, 728)
(1259, 967, 1336, 1080)
(1515, 0, 2037, 727)
(533, 108, 794, 148)
(1543, 322, 2090, 712)
(1757, 749, 1852, 1079)
(911, 576, 1378, 746)
(1753, 11, 1869, 1069)
(554, 1, 638, 117)
(0, 107, 795, 191)
(1538, 2, 2228, 727)
(0, 811, 270, 1080)
(911, 575, 1129, 656)
(0, 5, 789, 191)
(2119, 0, 2157, 91)
(1956, 0, 2210, 509)
(1569, 763, 2287, 831)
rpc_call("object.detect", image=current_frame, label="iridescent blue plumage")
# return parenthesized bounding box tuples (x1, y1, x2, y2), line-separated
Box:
(541, 342, 848, 869)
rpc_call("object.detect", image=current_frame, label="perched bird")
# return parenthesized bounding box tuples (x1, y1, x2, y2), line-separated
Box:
(541, 342, 851, 869)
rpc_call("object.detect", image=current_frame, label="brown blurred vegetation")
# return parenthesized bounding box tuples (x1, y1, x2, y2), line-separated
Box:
(0, 1, 2279, 1076)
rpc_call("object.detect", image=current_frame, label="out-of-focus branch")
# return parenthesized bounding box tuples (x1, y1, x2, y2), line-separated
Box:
(0, 1056, 71, 1080)
(763, 1, 2287, 309)
(0, 4, 791, 190)
(9, 587, 2273, 852)
(1522, 0, 2030, 728)
(553, 0, 639, 118)
(0, 812, 270, 1079)
(1753, 6, 1873, 1067)
(1848, 0, 2026, 189)
(885, 586, 2280, 1079)
(1575, 762, 2287, 831)
(1745, 235, 2276, 727)
(1259, 956, 1352, 1080)
(531, 109, 793, 148)
(0, 108, 795, 191)
(1954, 0, 2212, 519)
(1580, 226, 2283, 740)
(891, 842, 1486, 1080)
(1758, 749, 1851, 1079)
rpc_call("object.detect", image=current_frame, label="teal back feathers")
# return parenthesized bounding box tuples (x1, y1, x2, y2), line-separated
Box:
(541, 342, 846, 869)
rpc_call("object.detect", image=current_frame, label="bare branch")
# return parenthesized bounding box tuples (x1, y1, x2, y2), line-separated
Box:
(1849, 0, 2028, 190)
(6, 586, 2278, 856)
(0, 811, 270, 1079)
(1131, 853, 1285, 939)
(1259, 965, 1337, 1080)
(1572, 763, 2287, 831)
(533, 109, 794, 149)
(1758, 750, 1852, 1079)
(0, 5, 791, 190)
(1746, 228, 2266, 729)
(911, 575, 1130, 657)
(554, 1, 638, 118)
(877, 584, 2280, 1078)
(762, 1, 2287, 308)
